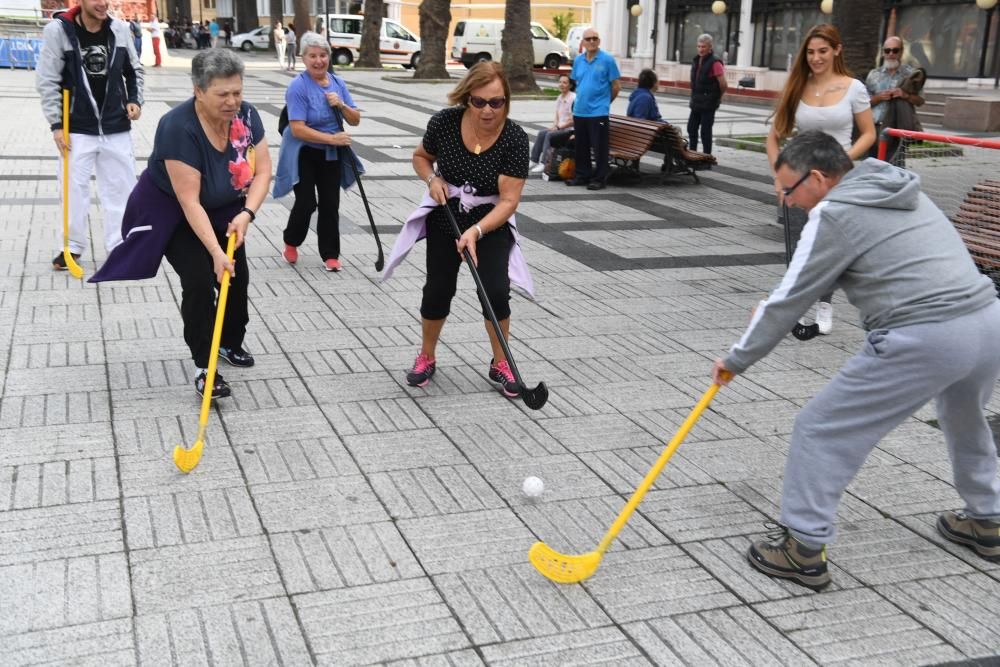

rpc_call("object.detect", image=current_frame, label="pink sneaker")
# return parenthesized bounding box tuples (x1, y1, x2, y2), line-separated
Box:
(283, 244, 298, 264)
(405, 352, 436, 387)
(488, 359, 521, 398)
(324, 258, 341, 272)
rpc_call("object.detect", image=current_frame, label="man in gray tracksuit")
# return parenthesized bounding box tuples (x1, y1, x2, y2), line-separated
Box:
(712, 130, 1000, 591)
(36, 0, 143, 270)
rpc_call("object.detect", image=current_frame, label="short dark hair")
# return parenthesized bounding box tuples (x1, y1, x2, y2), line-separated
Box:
(637, 68, 657, 90)
(775, 130, 854, 178)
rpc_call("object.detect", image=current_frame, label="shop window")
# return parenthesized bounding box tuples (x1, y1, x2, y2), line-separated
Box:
(895, 4, 989, 78)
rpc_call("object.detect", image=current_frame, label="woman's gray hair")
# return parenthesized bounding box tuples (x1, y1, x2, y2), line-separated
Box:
(697, 33, 714, 46)
(191, 48, 244, 89)
(298, 31, 330, 55)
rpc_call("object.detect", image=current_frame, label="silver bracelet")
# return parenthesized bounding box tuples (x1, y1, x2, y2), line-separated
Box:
(475, 223, 484, 240)
(426, 173, 436, 186)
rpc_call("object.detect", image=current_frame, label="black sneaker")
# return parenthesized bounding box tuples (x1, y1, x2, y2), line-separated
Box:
(218, 346, 255, 367)
(488, 359, 521, 398)
(52, 251, 81, 270)
(195, 370, 231, 399)
(747, 524, 831, 591)
(937, 511, 1000, 562)
(405, 352, 436, 387)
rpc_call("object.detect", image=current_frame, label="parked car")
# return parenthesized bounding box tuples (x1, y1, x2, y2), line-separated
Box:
(451, 19, 568, 70)
(566, 24, 590, 57)
(231, 24, 271, 52)
(318, 13, 421, 68)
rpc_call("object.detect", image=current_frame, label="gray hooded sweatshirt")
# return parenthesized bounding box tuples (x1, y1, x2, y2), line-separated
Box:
(725, 158, 996, 374)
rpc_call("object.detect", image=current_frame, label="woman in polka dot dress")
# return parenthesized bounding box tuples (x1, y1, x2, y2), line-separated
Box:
(382, 62, 534, 398)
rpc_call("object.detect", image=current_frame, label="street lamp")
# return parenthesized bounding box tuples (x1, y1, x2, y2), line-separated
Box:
(711, 1, 727, 15)
(820, 0, 834, 14)
(631, 3, 643, 17)
(977, 0, 998, 78)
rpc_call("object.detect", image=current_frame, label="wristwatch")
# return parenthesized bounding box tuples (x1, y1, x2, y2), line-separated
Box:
(240, 206, 256, 222)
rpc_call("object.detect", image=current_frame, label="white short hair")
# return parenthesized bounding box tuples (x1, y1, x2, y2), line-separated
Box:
(298, 31, 329, 55)
(697, 33, 714, 46)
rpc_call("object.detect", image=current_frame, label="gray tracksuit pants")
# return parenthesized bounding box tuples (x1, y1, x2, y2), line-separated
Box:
(782, 300, 1000, 545)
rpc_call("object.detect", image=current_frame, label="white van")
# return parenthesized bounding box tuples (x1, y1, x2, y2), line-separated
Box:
(451, 20, 569, 70)
(320, 14, 421, 69)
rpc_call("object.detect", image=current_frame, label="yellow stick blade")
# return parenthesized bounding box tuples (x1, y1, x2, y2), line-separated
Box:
(64, 250, 84, 279)
(173, 440, 204, 473)
(529, 542, 603, 584)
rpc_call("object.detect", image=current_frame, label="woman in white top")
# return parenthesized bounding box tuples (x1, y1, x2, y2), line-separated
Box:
(530, 74, 575, 173)
(766, 23, 875, 334)
(274, 22, 287, 69)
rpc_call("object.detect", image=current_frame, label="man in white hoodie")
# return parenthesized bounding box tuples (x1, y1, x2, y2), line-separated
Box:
(713, 130, 1000, 590)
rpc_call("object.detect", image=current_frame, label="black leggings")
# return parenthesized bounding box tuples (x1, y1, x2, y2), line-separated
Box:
(421, 219, 514, 321)
(164, 221, 249, 368)
(284, 146, 342, 261)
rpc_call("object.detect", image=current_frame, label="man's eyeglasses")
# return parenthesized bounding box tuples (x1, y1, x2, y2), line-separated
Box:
(782, 170, 813, 198)
(469, 96, 506, 109)
(583, 36, 599, 42)
(883, 47, 901, 54)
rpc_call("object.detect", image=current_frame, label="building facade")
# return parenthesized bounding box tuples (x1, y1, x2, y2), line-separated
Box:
(595, 0, 1000, 90)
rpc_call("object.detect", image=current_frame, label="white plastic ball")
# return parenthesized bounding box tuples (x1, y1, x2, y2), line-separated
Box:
(522, 476, 545, 497)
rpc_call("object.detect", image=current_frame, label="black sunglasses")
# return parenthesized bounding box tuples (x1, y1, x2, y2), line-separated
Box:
(469, 95, 506, 109)
(883, 47, 901, 54)
(583, 36, 599, 42)
(782, 170, 813, 197)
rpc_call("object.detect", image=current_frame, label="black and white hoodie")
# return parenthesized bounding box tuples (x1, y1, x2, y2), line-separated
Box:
(36, 6, 144, 136)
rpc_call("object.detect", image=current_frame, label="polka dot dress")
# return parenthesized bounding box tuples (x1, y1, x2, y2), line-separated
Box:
(422, 106, 529, 235)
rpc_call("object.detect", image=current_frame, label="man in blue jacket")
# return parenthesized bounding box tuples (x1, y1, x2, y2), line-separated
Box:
(36, 0, 144, 270)
(714, 131, 1000, 590)
(568, 28, 619, 191)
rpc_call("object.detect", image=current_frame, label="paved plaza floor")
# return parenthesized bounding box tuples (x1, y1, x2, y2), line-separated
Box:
(1, 53, 999, 666)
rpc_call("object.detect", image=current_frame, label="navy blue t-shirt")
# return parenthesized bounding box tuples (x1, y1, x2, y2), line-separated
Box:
(149, 98, 265, 210)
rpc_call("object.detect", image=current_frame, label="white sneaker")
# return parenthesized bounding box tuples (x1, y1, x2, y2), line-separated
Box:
(816, 302, 833, 334)
(529, 161, 539, 169)
(530, 163, 546, 174)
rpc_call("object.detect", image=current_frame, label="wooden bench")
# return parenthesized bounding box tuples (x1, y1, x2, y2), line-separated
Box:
(952, 179, 1000, 272)
(608, 114, 716, 184)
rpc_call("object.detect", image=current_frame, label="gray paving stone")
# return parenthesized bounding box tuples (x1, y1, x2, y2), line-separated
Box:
(235, 436, 360, 484)
(831, 518, 975, 586)
(540, 413, 660, 453)
(478, 454, 615, 508)
(272, 521, 423, 594)
(416, 393, 528, 426)
(130, 536, 284, 614)
(582, 545, 739, 623)
(435, 562, 610, 645)
(342, 429, 465, 474)
(123, 487, 263, 550)
(1, 390, 110, 428)
(0, 552, 131, 635)
(399, 508, 534, 575)
(385, 650, 486, 667)
(0, 500, 122, 566)
(4, 618, 135, 667)
(670, 437, 788, 483)
(119, 442, 245, 497)
(0, 456, 118, 510)
(846, 463, 963, 518)
(876, 573, 1000, 658)
(896, 512, 1000, 573)
(441, 420, 567, 462)
(712, 399, 800, 437)
(324, 396, 439, 435)
(579, 446, 714, 495)
(625, 406, 755, 444)
(752, 588, 964, 666)
(294, 578, 470, 665)
(640, 483, 770, 543)
(728, 477, 885, 523)
(370, 464, 505, 520)
(251, 475, 388, 532)
(8, 340, 105, 369)
(624, 605, 818, 666)
(221, 405, 337, 445)
(478, 625, 651, 665)
(287, 346, 386, 376)
(134, 597, 311, 666)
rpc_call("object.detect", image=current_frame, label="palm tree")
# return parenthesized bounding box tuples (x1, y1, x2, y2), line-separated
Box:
(832, 0, 883, 79)
(501, 0, 539, 93)
(415, 0, 450, 79)
(357, 0, 383, 67)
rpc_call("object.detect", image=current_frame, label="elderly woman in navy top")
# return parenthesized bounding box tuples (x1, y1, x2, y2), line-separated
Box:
(277, 31, 359, 272)
(91, 49, 271, 399)
(382, 62, 533, 398)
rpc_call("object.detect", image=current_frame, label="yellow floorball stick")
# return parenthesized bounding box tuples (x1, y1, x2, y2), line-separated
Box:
(173, 233, 237, 473)
(529, 378, 727, 583)
(61, 90, 84, 279)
